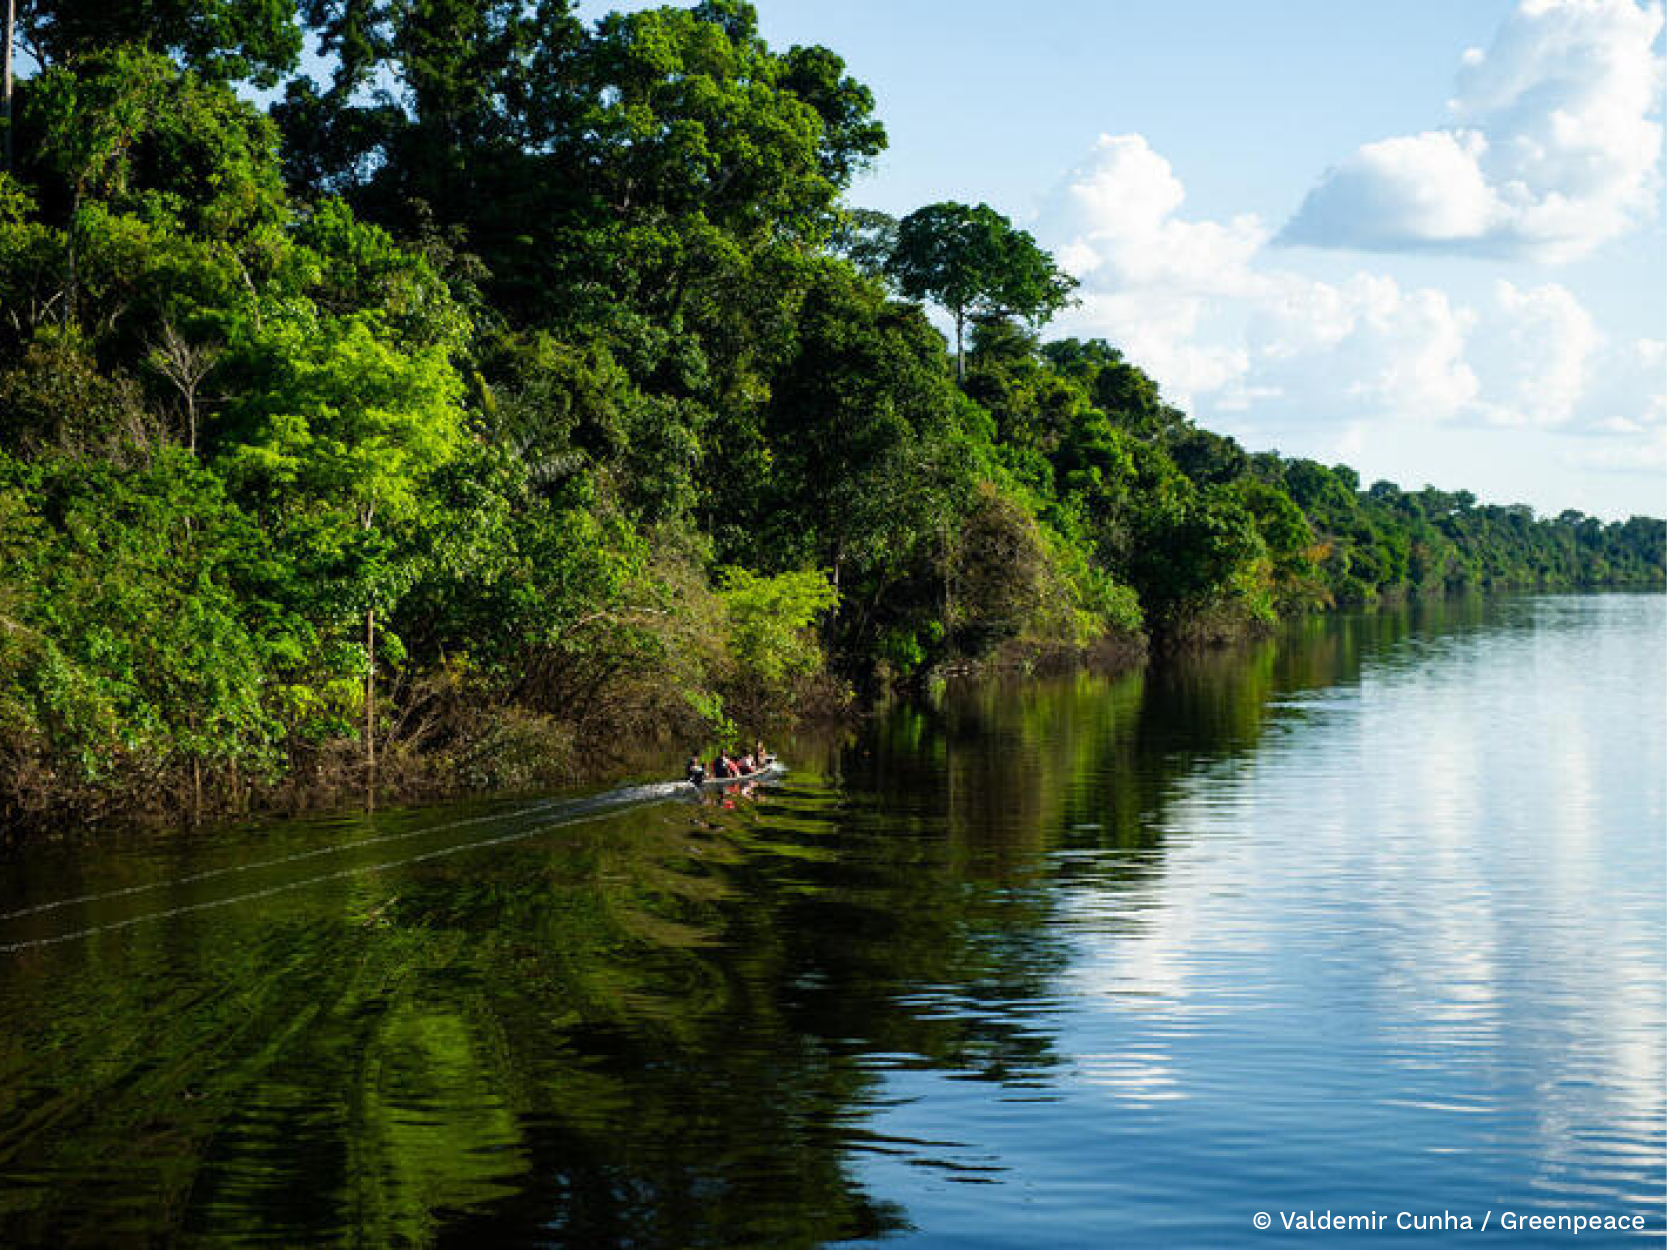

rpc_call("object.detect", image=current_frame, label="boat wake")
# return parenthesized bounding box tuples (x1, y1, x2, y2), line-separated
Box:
(0, 775, 758, 955)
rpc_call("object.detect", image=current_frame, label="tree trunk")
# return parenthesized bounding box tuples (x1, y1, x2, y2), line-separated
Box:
(941, 519, 953, 634)
(65, 193, 79, 321)
(365, 605, 377, 785)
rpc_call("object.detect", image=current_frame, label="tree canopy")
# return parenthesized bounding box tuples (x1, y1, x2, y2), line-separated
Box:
(886, 201, 1077, 380)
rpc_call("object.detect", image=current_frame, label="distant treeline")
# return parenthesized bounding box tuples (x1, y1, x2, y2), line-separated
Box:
(0, 1, 1661, 830)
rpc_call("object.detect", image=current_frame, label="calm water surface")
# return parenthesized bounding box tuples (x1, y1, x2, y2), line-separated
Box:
(1, 595, 1662, 1246)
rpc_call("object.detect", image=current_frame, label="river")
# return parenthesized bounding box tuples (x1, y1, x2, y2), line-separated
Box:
(0, 594, 1662, 1246)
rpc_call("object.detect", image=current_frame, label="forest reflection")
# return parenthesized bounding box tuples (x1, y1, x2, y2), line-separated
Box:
(0, 597, 1505, 1246)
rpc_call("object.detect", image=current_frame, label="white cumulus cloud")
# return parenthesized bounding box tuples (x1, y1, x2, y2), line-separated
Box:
(1470, 281, 1600, 425)
(1279, 0, 1666, 261)
(1249, 272, 1481, 421)
(1040, 134, 1269, 405)
(1046, 134, 1268, 297)
(1032, 131, 1661, 478)
(1566, 336, 1667, 472)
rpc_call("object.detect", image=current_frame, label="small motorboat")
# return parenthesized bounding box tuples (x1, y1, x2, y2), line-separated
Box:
(689, 756, 782, 788)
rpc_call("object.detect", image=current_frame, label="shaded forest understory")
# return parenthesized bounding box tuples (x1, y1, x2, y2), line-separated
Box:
(1, 1, 1662, 835)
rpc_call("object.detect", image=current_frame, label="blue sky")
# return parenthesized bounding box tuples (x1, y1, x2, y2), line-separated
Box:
(584, 0, 1665, 519)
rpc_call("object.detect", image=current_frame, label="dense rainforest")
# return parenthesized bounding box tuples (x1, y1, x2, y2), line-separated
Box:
(0, 0, 1661, 832)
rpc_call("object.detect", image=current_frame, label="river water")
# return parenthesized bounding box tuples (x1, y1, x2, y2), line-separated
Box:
(0, 595, 1661, 1246)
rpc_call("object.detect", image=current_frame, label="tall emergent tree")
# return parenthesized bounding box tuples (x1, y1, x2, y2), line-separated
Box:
(885, 201, 1077, 381)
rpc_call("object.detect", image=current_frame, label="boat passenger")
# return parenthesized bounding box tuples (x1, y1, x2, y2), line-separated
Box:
(686, 755, 706, 786)
(738, 753, 756, 774)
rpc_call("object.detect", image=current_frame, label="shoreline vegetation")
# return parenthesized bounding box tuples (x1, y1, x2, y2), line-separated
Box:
(0, 3, 1662, 841)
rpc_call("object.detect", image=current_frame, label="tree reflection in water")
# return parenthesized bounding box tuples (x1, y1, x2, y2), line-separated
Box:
(0, 599, 1466, 1246)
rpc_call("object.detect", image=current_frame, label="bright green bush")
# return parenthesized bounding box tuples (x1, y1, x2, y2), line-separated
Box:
(717, 567, 839, 692)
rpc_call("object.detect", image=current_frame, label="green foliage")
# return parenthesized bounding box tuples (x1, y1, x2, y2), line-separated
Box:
(947, 479, 1138, 652)
(0, 6, 1659, 829)
(1126, 482, 1268, 625)
(886, 201, 1077, 377)
(0, 323, 158, 458)
(19, 0, 302, 87)
(717, 566, 837, 690)
(828, 206, 898, 279)
(0, 451, 282, 806)
(1041, 338, 1186, 440)
(1235, 478, 1324, 609)
(743, 261, 966, 575)
(217, 312, 466, 529)
(26, 46, 290, 239)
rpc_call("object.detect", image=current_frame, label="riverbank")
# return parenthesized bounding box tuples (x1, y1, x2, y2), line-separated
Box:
(14, 586, 1667, 844)
(3, 633, 1147, 845)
